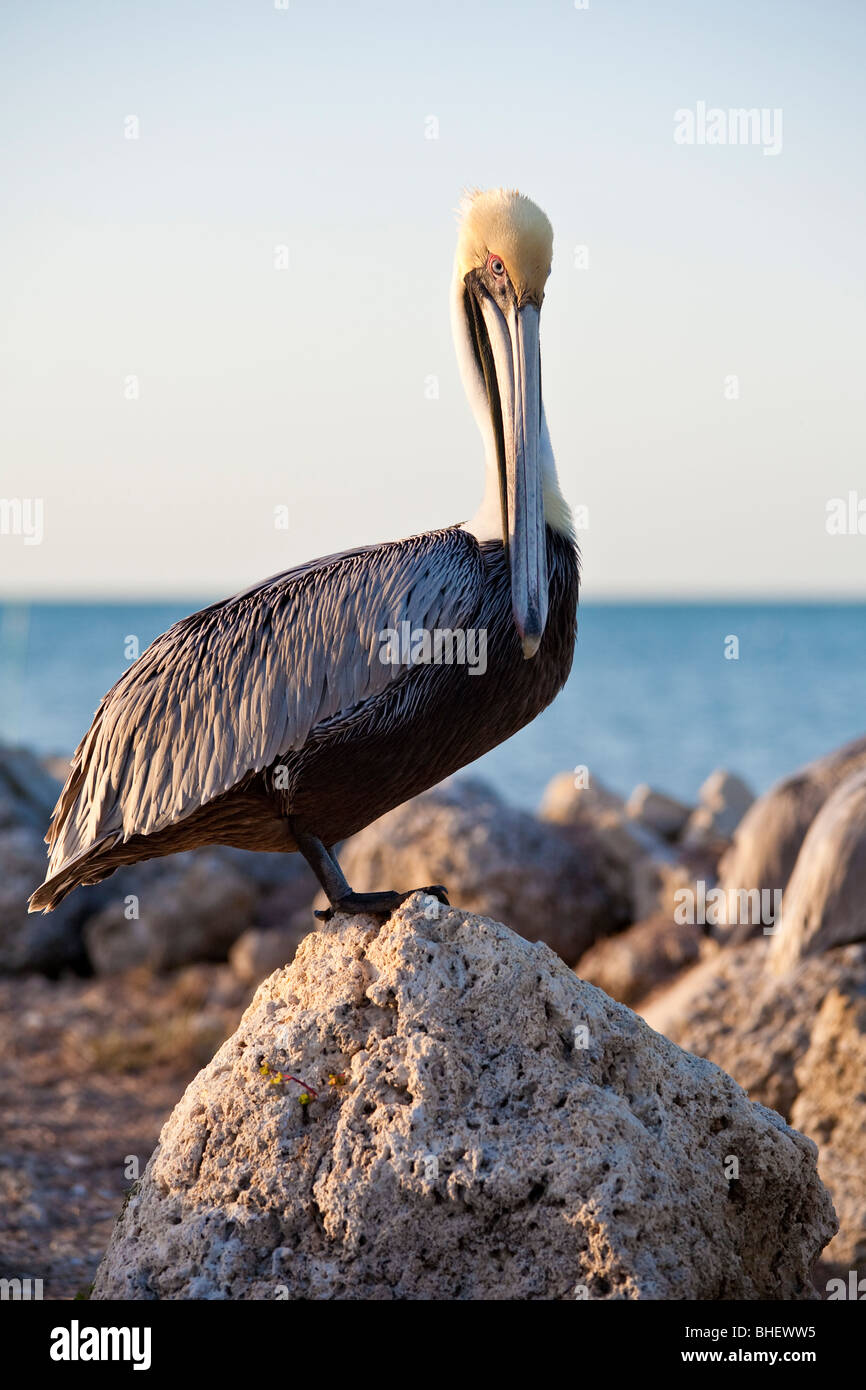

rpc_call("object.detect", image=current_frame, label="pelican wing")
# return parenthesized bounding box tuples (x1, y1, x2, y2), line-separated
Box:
(43, 528, 482, 878)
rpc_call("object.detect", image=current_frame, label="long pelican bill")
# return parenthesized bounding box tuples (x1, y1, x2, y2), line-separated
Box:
(467, 281, 548, 658)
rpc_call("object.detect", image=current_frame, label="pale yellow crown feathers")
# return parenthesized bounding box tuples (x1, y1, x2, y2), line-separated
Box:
(456, 188, 554, 302)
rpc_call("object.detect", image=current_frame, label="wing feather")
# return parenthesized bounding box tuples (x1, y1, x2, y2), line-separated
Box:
(43, 529, 482, 878)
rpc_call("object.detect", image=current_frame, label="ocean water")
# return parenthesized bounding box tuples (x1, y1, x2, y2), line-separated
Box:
(1, 601, 864, 810)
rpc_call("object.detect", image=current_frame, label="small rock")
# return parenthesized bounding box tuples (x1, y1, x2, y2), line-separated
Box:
(626, 784, 692, 841)
(683, 769, 755, 846)
(0, 746, 93, 973)
(540, 772, 680, 925)
(791, 989, 866, 1275)
(769, 767, 866, 973)
(576, 914, 702, 1007)
(251, 874, 319, 935)
(0, 824, 88, 974)
(538, 772, 626, 826)
(229, 926, 309, 985)
(84, 851, 258, 974)
(218, 848, 317, 900)
(0, 744, 63, 833)
(718, 736, 866, 939)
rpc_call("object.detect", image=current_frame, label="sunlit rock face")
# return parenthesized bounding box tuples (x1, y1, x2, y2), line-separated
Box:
(94, 896, 834, 1301)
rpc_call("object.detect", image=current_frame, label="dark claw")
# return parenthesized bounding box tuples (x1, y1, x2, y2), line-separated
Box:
(419, 885, 450, 906)
(315, 885, 450, 922)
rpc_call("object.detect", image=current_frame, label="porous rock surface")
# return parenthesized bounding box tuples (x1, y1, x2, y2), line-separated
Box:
(641, 941, 855, 1120)
(791, 988, 866, 1273)
(642, 940, 866, 1275)
(93, 898, 835, 1300)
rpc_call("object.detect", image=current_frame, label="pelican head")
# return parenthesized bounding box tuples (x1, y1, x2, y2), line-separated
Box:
(452, 188, 556, 658)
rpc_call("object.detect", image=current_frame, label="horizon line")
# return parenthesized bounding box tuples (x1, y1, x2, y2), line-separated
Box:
(3, 592, 866, 608)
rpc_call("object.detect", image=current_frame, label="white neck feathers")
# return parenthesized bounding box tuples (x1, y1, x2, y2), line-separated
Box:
(449, 262, 573, 544)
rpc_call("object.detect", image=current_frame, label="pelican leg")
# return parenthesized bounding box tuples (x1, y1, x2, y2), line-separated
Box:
(290, 823, 449, 922)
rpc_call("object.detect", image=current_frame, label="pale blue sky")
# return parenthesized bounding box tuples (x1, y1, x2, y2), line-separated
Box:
(1, 0, 864, 598)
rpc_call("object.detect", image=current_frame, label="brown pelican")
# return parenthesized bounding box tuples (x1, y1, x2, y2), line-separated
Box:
(30, 189, 578, 919)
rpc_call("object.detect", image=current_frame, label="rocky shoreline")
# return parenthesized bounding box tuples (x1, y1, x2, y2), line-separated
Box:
(1, 735, 864, 1298)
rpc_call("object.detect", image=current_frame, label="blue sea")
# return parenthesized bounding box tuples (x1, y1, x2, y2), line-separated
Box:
(1, 602, 864, 809)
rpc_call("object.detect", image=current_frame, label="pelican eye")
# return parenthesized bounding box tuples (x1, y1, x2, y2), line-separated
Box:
(488, 255, 505, 277)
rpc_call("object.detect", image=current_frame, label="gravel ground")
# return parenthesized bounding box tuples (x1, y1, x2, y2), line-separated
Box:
(0, 964, 251, 1300)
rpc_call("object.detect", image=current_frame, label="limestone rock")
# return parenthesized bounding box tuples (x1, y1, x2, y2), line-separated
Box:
(0, 744, 62, 834)
(93, 897, 835, 1301)
(641, 939, 866, 1276)
(640, 940, 853, 1121)
(539, 772, 679, 925)
(539, 772, 626, 826)
(0, 747, 93, 973)
(317, 778, 620, 961)
(683, 770, 755, 846)
(625, 784, 692, 841)
(718, 736, 866, 939)
(229, 925, 310, 986)
(769, 769, 866, 973)
(84, 851, 258, 974)
(0, 824, 89, 974)
(217, 847, 317, 901)
(575, 914, 702, 1007)
(791, 989, 866, 1274)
